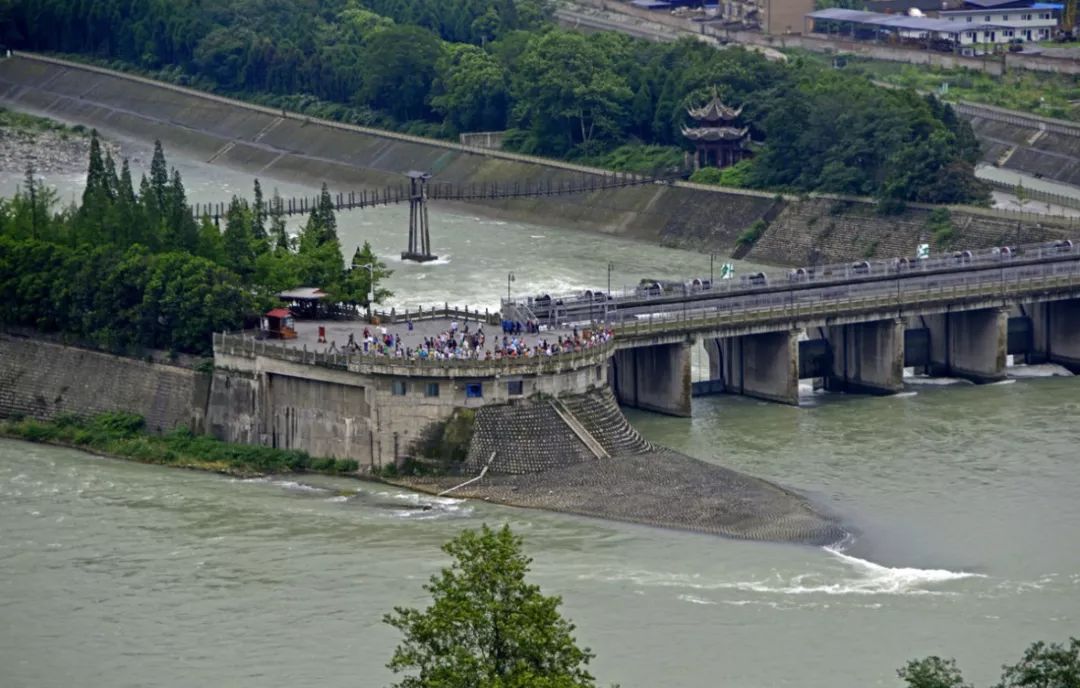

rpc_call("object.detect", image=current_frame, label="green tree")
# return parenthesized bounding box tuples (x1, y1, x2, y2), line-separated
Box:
(384, 525, 596, 688)
(431, 43, 510, 133)
(338, 241, 393, 311)
(899, 657, 972, 688)
(357, 25, 445, 121)
(512, 30, 632, 155)
(221, 196, 256, 278)
(995, 638, 1080, 688)
(268, 189, 289, 250)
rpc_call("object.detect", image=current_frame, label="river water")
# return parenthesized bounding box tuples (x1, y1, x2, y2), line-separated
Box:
(2, 132, 1079, 688)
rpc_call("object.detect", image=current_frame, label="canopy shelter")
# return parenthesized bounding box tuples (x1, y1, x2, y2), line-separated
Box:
(277, 286, 329, 319)
(261, 308, 297, 340)
(806, 8, 1010, 50)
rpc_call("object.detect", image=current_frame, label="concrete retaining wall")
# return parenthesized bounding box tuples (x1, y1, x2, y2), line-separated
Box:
(0, 334, 207, 432)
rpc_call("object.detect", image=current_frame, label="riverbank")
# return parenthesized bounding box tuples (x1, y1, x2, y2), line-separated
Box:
(0, 107, 117, 176)
(0, 413, 358, 478)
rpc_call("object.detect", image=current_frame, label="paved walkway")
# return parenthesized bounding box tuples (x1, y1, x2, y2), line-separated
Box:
(280, 318, 589, 357)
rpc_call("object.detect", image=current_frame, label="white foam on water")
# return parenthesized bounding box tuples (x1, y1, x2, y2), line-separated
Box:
(822, 547, 985, 595)
(324, 495, 349, 503)
(988, 379, 1017, 386)
(530, 235, 546, 239)
(1008, 363, 1073, 378)
(677, 594, 716, 606)
(580, 548, 984, 598)
(892, 391, 918, 398)
(904, 375, 974, 386)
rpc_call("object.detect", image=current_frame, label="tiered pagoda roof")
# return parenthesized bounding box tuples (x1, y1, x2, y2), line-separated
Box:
(680, 125, 750, 142)
(682, 91, 749, 144)
(687, 97, 743, 123)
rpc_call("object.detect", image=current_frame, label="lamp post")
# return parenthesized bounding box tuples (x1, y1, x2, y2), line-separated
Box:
(360, 263, 375, 321)
(710, 253, 715, 284)
(507, 271, 515, 304)
(606, 262, 614, 324)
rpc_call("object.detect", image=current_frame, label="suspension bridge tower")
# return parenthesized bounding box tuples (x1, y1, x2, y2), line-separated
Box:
(402, 170, 438, 262)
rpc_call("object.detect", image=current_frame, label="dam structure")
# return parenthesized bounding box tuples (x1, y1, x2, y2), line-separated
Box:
(511, 240, 1080, 414)
(199, 239, 1080, 540)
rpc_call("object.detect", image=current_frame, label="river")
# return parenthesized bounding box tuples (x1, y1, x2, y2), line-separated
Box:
(1, 131, 1078, 688)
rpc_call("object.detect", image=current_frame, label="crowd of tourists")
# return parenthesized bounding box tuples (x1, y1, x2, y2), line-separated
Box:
(339, 320, 613, 361)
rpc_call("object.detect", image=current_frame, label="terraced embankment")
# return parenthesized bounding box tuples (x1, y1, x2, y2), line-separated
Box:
(397, 389, 844, 545)
(0, 53, 1074, 264)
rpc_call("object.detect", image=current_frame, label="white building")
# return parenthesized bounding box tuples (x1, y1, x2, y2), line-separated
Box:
(940, 0, 1059, 42)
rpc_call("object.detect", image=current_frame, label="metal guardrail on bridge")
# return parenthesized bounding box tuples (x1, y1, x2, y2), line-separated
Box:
(608, 264, 1080, 340)
(512, 238, 1080, 327)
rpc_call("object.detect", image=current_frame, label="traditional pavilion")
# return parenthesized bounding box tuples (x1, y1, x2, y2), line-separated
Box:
(682, 92, 751, 170)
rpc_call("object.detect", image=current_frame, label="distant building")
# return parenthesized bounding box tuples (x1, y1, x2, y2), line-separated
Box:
(681, 92, 751, 170)
(719, 0, 815, 33)
(807, 0, 1059, 46)
(939, 0, 1060, 42)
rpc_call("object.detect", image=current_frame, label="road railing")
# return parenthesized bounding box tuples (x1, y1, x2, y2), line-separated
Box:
(609, 263, 1080, 340)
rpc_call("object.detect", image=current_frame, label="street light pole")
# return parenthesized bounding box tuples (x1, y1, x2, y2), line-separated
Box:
(606, 262, 614, 324)
(710, 253, 715, 284)
(507, 271, 515, 304)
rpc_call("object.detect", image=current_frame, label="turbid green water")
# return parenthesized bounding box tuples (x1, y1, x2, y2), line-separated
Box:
(2, 130, 1079, 688)
(3, 378, 1078, 688)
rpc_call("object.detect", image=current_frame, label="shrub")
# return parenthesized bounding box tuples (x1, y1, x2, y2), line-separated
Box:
(736, 219, 768, 247)
(90, 412, 146, 437)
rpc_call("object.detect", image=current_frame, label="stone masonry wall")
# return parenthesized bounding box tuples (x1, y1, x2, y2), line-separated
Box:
(0, 333, 206, 432)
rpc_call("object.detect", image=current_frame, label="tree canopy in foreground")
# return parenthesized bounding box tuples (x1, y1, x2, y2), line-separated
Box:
(900, 637, 1080, 688)
(384, 524, 596, 688)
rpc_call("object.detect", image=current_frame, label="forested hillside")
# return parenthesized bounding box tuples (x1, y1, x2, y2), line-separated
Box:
(0, 0, 987, 203)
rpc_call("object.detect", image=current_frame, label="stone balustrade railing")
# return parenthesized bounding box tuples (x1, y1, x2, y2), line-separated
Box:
(213, 332, 616, 377)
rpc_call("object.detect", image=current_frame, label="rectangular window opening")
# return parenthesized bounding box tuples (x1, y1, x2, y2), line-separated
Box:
(425, 382, 440, 398)
(507, 380, 524, 396)
(392, 380, 407, 396)
(465, 383, 483, 399)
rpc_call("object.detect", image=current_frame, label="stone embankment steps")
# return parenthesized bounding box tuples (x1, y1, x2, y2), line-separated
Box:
(559, 389, 654, 456)
(749, 198, 1076, 265)
(464, 401, 596, 474)
(547, 399, 609, 459)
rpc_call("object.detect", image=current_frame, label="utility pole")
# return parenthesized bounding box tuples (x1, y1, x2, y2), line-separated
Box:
(361, 262, 375, 321)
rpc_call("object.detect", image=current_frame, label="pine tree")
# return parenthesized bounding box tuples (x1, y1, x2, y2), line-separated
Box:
(78, 131, 110, 244)
(145, 139, 169, 233)
(317, 182, 337, 243)
(167, 168, 198, 252)
(137, 173, 157, 249)
(103, 151, 119, 201)
(251, 179, 267, 245)
(221, 196, 255, 278)
(81, 130, 106, 208)
(268, 189, 289, 251)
